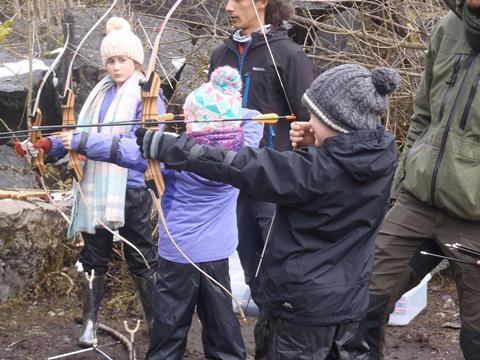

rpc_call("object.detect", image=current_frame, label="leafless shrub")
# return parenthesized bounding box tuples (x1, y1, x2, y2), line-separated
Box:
(1, 0, 450, 149)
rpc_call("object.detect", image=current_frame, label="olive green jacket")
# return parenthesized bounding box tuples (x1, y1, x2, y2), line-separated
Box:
(393, 1, 480, 220)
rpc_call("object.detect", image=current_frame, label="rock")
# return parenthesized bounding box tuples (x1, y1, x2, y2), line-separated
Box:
(166, 36, 223, 114)
(0, 14, 65, 132)
(0, 145, 38, 188)
(4, 18, 63, 56)
(131, 0, 227, 31)
(442, 321, 461, 329)
(136, 15, 194, 81)
(292, 0, 330, 12)
(442, 296, 455, 309)
(60, 7, 111, 115)
(0, 199, 70, 303)
(0, 50, 60, 135)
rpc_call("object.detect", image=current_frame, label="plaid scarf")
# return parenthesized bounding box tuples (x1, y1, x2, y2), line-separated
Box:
(68, 71, 144, 238)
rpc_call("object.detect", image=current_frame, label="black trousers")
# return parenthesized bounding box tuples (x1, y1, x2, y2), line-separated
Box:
(146, 258, 246, 360)
(79, 187, 157, 278)
(236, 192, 275, 359)
(266, 315, 369, 360)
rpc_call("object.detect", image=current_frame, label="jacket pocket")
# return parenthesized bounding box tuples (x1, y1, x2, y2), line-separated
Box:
(459, 72, 480, 130)
(247, 68, 279, 111)
(437, 53, 463, 122)
(402, 127, 441, 205)
(433, 131, 480, 220)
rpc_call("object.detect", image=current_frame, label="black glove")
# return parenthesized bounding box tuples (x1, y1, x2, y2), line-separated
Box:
(135, 128, 195, 164)
(135, 127, 167, 159)
(135, 127, 149, 156)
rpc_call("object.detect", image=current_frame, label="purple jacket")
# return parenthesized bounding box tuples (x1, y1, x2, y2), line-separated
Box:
(159, 111, 263, 263)
(49, 85, 166, 188)
(60, 108, 264, 263)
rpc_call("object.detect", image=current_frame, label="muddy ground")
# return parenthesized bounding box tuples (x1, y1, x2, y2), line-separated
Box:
(0, 263, 462, 360)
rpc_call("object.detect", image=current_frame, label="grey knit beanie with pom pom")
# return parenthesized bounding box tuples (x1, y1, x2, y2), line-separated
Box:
(302, 64, 400, 133)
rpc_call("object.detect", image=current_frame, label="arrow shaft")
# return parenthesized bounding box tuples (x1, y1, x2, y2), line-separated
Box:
(0, 115, 295, 139)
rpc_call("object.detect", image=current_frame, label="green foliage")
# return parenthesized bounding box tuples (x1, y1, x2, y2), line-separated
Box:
(0, 19, 14, 44)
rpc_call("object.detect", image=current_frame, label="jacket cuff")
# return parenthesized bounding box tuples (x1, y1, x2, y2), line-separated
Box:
(49, 136, 65, 155)
(71, 132, 89, 155)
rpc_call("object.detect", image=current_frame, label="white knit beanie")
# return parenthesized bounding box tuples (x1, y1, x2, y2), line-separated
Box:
(100, 17, 144, 65)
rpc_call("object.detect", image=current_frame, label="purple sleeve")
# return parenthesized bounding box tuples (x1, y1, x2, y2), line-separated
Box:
(241, 109, 264, 148)
(71, 132, 147, 173)
(69, 91, 166, 173)
(48, 136, 68, 158)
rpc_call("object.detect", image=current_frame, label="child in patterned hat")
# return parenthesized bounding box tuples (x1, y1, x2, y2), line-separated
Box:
(142, 66, 262, 359)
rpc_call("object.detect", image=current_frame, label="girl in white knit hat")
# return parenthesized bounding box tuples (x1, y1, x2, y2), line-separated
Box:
(16, 17, 164, 346)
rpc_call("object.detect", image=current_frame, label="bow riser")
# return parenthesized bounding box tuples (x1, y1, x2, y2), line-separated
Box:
(61, 88, 83, 182)
(30, 109, 46, 176)
(141, 71, 166, 196)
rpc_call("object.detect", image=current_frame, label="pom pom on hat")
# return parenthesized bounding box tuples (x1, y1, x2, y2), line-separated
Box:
(100, 17, 144, 65)
(371, 67, 401, 96)
(210, 66, 242, 95)
(106, 17, 131, 33)
(183, 66, 243, 133)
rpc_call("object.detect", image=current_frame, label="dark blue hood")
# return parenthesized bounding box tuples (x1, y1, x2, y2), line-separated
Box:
(322, 127, 397, 182)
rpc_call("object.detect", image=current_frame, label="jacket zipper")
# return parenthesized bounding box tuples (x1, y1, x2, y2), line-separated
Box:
(226, 40, 252, 105)
(268, 124, 275, 148)
(438, 54, 463, 122)
(243, 72, 251, 107)
(430, 53, 477, 206)
(459, 72, 480, 130)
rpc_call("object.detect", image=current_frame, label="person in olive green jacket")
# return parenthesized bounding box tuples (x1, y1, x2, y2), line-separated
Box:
(364, 0, 480, 358)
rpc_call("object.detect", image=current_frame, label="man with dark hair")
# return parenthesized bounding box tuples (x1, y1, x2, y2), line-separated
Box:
(365, 0, 480, 358)
(210, 0, 313, 150)
(208, 1, 313, 358)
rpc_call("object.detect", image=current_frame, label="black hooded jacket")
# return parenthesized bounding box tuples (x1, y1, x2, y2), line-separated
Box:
(209, 27, 314, 151)
(154, 127, 397, 325)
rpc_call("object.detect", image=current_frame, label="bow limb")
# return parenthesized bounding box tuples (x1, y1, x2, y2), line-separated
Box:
(61, 87, 83, 181)
(141, 0, 186, 198)
(28, 23, 71, 177)
(20, 25, 73, 223)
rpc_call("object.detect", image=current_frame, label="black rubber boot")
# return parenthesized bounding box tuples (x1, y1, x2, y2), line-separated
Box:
(365, 294, 390, 359)
(133, 271, 157, 332)
(78, 273, 105, 348)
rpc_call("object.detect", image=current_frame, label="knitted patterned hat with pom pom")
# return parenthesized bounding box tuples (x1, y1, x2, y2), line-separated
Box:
(302, 64, 401, 133)
(100, 17, 144, 65)
(184, 66, 243, 133)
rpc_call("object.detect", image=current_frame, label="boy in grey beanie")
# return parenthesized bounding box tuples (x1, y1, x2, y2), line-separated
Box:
(135, 64, 400, 359)
(292, 64, 400, 146)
